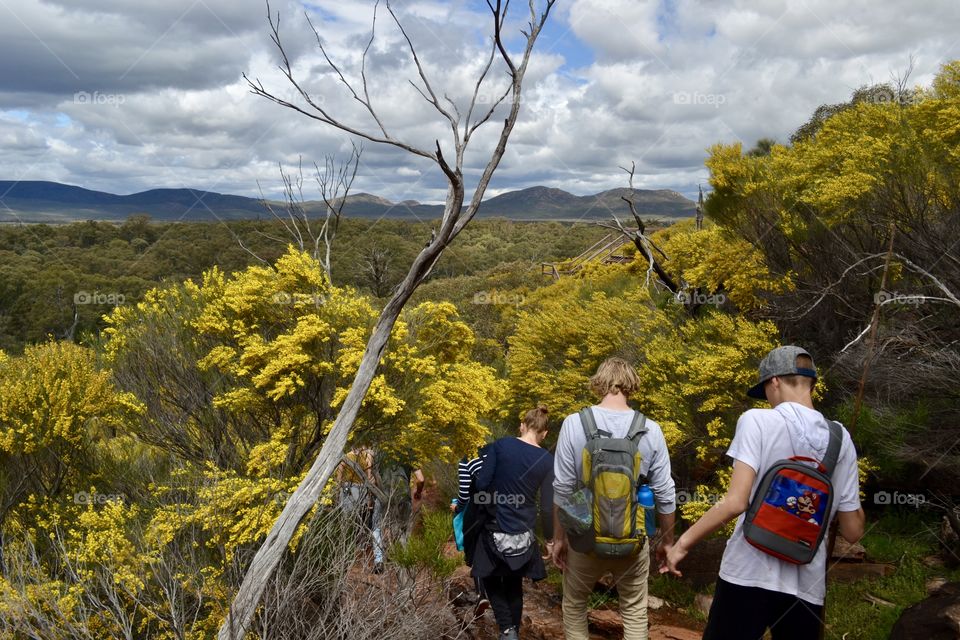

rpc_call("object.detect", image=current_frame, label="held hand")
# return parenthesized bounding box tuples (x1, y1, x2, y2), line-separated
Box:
(542, 540, 554, 561)
(658, 541, 687, 577)
(655, 537, 671, 567)
(551, 538, 567, 572)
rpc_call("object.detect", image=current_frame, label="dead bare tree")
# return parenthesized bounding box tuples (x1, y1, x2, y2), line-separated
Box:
(316, 143, 362, 278)
(254, 142, 362, 280)
(599, 162, 678, 292)
(361, 244, 392, 297)
(696, 184, 704, 231)
(219, 1, 556, 637)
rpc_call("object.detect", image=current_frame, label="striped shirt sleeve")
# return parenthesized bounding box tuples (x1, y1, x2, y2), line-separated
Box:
(456, 456, 484, 508)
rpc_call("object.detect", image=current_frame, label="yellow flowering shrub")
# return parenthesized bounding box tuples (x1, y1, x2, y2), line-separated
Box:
(0, 341, 141, 454)
(706, 61, 960, 241)
(0, 342, 143, 525)
(104, 247, 504, 471)
(648, 219, 794, 311)
(70, 498, 146, 591)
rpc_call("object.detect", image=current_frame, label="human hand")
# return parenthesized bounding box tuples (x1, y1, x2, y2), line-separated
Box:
(655, 536, 673, 567)
(551, 538, 567, 571)
(658, 541, 687, 577)
(542, 540, 555, 561)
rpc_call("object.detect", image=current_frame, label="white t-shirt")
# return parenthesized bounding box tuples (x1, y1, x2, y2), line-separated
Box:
(718, 402, 861, 605)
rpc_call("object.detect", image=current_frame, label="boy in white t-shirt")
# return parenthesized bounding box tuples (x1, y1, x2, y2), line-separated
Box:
(660, 346, 866, 639)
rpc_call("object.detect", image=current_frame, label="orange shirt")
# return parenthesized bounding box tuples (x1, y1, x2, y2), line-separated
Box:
(339, 449, 372, 485)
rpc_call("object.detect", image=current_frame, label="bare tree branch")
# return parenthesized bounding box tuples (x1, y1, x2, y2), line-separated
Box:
(384, 1, 459, 139)
(243, 2, 434, 161)
(316, 142, 362, 278)
(795, 250, 960, 321)
(250, 145, 362, 281)
(607, 162, 678, 292)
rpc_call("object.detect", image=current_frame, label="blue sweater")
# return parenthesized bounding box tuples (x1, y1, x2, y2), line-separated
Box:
(475, 437, 554, 538)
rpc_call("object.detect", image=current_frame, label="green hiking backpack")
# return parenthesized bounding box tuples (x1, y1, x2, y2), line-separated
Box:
(580, 407, 648, 558)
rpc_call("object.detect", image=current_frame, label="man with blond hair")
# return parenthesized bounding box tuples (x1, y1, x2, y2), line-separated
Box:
(551, 357, 676, 640)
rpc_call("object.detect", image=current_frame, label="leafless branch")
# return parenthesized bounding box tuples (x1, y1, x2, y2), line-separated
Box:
(384, 1, 459, 139)
(795, 251, 960, 321)
(841, 323, 872, 353)
(793, 253, 888, 319)
(243, 3, 434, 161)
(316, 142, 363, 277)
(602, 162, 678, 291)
(894, 253, 960, 307)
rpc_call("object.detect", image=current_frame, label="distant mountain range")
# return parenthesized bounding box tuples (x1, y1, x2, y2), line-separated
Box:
(0, 181, 697, 223)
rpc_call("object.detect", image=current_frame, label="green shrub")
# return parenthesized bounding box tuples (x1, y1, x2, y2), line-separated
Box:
(390, 509, 460, 578)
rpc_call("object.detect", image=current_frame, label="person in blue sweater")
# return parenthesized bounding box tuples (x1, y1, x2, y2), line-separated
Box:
(471, 405, 554, 640)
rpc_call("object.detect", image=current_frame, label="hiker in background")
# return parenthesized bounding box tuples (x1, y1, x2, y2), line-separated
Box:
(551, 357, 676, 640)
(452, 451, 490, 615)
(337, 446, 375, 516)
(410, 466, 426, 516)
(661, 346, 865, 640)
(471, 405, 555, 640)
(376, 456, 427, 570)
(454, 454, 484, 513)
(337, 446, 384, 571)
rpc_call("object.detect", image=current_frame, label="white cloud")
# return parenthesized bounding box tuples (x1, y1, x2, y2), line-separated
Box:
(0, 0, 958, 204)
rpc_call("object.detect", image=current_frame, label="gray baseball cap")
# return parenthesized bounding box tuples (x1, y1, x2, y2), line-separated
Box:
(747, 345, 818, 400)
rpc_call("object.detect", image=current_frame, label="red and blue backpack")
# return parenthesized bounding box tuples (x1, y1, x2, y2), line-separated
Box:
(742, 421, 843, 565)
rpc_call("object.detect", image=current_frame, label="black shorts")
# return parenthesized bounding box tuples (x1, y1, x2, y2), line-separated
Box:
(702, 578, 825, 640)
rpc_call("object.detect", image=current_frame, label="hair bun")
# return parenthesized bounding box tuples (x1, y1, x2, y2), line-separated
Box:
(536, 405, 549, 414)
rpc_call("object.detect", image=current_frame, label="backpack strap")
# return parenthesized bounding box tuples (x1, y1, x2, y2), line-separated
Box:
(580, 408, 612, 439)
(626, 411, 648, 443)
(821, 421, 843, 476)
(580, 407, 647, 441)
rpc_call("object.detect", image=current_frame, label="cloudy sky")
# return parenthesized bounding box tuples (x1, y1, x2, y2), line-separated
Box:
(1, 0, 958, 203)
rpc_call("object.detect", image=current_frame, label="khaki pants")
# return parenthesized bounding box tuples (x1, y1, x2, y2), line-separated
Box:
(562, 541, 650, 640)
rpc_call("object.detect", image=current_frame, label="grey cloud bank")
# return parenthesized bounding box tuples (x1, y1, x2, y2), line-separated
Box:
(0, 0, 957, 204)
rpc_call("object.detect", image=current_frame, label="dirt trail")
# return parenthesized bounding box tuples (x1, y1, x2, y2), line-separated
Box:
(428, 479, 703, 638)
(448, 565, 703, 640)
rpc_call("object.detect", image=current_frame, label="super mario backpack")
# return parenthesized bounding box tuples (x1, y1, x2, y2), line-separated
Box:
(742, 421, 843, 564)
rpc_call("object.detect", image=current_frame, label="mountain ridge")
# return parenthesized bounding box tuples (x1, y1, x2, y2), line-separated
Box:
(0, 180, 697, 223)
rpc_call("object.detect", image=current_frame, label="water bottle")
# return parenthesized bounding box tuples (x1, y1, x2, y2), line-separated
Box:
(637, 484, 656, 537)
